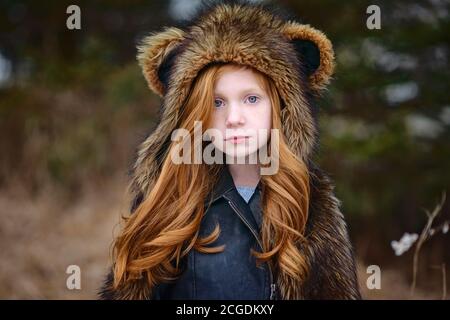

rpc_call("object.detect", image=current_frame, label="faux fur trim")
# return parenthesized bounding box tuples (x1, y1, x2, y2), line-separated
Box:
(132, 1, 329, 200)
(98, 1, 360, 300)
(137, 27, 186, 97)
(280, 21, 335, 92)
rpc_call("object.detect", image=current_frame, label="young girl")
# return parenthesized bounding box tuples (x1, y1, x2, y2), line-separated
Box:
(99, 0, 361, 300)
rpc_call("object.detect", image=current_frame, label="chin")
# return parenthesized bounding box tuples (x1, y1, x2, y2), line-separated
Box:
(224, 148, 260, 162)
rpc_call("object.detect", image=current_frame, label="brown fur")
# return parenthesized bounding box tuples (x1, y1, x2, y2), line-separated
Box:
(99, 1, 361, 299)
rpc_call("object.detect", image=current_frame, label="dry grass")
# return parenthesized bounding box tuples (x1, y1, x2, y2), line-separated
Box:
(0, 176, 444, 299)
(357, 263, 442, 300)
(0, 175, 129, 299)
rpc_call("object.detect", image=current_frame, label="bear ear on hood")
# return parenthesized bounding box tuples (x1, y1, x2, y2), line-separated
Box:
(137, 26, 186, 97)
(281, 21, 335, 92)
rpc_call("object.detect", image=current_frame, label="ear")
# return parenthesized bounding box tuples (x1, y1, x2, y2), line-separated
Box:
(137, 27, 186, 97)
(281, 21, 335, 92)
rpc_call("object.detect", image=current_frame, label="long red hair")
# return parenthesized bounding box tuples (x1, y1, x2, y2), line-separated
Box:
(112, 63, 310, 299)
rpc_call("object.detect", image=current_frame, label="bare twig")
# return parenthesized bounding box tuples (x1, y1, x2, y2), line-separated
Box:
(442, 263, 447, 300)
(410, 192, 447, 297)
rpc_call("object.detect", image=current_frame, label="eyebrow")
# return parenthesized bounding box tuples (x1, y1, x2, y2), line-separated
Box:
(214, 87, 263, 97)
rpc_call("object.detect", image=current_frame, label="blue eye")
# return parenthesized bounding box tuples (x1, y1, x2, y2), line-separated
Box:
(214, 99, 223, 108)
(247, 95, 259, 104)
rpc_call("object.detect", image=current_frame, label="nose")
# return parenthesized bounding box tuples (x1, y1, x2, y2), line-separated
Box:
(226, 102, 245, 127)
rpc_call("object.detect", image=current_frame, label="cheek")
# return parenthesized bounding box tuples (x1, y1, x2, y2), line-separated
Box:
(211, 111, 225, 127)
(265, 104, 272, 129)
(256, 102, 272, 130)
(260, 103, 272, 145)
(249, 103, 272, 147)
(208, 113, 225, 144)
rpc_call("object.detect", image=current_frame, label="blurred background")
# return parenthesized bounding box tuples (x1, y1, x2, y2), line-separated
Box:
(0, 0, 449, 299)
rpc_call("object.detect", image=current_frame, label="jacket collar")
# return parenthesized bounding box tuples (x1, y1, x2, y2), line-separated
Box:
(206, 164, 235, 205)
(205, 164, 263, 205)
(204, 164, 263, 235)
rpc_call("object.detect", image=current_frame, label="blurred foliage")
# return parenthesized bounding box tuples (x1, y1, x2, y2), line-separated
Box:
(0, 0, 449, 265)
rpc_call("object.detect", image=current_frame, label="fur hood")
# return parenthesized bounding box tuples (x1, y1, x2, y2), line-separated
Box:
(131, 0, 335, 200)
(99, 0, 361, 300)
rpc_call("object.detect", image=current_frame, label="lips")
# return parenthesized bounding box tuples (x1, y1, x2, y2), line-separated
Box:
(224, 136, 250, 144)
(225, 136, 250, 141)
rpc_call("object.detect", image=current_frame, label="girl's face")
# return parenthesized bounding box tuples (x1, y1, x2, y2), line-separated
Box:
(210, 68, 272, 160)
